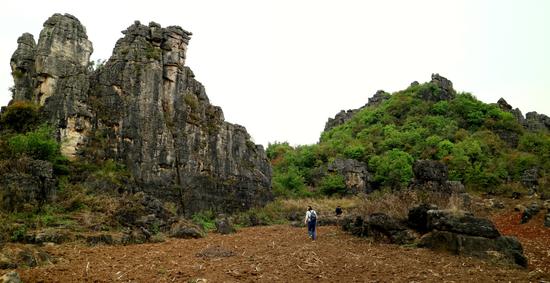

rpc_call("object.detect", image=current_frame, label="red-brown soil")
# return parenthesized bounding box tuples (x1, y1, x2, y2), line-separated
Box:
(492, 208, 550, 277)
(6, 218, 548, 283)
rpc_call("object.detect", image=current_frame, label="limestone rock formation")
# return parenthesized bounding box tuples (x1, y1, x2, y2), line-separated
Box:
(496, 97, 550, 133)
(525, 111, 550, 132)
(428, 73, 456, 100)
(409, 207, 526, 267)
(10, 13, 93, 158)
(327, 158, 371, 194)
(324, 90, 389, 132)
(7, 14, 272, 215)
(0, 157, 56, 212)
(409, 160, 465, 194)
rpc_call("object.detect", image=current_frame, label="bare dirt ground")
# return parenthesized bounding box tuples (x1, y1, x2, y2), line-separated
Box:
(6, 210, 548, 283)
(492, 208, 550, 277)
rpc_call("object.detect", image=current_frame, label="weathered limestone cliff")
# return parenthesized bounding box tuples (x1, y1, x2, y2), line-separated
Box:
(9, 14, 272, 214)
(11, 14, 93, 157)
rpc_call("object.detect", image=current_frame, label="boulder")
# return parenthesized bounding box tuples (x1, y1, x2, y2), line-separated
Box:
(497, 98, 513, 111)
(341, 215, 367, 237)
(413, 160, 448, 183)
(114, 192, 174, 232)
(429, 73, 456, 101)
(341, 214, 415, 244)
(419, 231, 527, 267)
(0, 271, 21, 283)
(85, 234, 115, 245)
(121, 229, 148, 244)
(427, 210, 501, 238)
(26, 229, 72, 244)
(169, 220, 204, 239)
(215, 216, 236, 235)
(366, 213, 416, 244)
(407, 204, 438, 233)
(520, 202, 541, 224)
(409, 160, 463, 195)
(544, 213, 550, 227)
(521, 168, 539, 193)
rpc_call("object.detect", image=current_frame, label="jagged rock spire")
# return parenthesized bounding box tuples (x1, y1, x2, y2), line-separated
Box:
(8, 14, 272, 214)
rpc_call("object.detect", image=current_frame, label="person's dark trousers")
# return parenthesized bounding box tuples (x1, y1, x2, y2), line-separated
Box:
(307, 220, 317, 240)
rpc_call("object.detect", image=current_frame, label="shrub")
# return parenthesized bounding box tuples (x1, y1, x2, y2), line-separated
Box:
(369, 149, 414, 190)
(192, 210, 216, 231)
(8, 125, 60, 162)
(272, 165, 309, 198)
(319, 174, 346, 196)
(0, 100, 41, 132)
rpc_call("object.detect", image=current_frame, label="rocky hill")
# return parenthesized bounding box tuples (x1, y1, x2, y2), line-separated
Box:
(4, 13, 272, 215)
(268, 74, 550, 198)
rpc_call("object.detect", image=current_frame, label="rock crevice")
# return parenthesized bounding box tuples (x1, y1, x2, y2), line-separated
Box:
(8, 14, 272, 214)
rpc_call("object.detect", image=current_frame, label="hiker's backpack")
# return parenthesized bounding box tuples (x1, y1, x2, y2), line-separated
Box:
(310, 210, 317, 222)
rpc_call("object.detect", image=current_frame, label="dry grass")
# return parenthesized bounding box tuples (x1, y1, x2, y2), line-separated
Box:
(356, 190, 472, 220)
(233, 190, 476, 228)
(253, 190, 476, 225)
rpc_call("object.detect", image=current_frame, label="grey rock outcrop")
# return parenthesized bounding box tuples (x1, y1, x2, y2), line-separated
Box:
(496, 98, 549, 132)
(327, 158, 371, 194)
(169, 220, 205, 239)
(8, 14, 272, 215)
(416, 74, 456, 101)
(88, 20, 271, 214)
(10, 33, 36, 101)
(525, 111, 550, 132)
(521, 168, 539, 193)
(324, 90, 389, 132)
(409, 160, 464, 194)
(429, 73, 456, 100)
(426, 210, 500, 238)
(413, 208, 526, 267)
(407, 204, 438, 233)
(0, 158, 56, 212)
(520, 202, 541, 224)
(419, 231, 527, 267)
(341, 214, 416, 244)
(215, 215, 236, 234)
(10, 14, 93, 158)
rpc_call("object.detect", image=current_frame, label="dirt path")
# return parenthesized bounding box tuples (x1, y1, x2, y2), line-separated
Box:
(11, 224, 542, 282)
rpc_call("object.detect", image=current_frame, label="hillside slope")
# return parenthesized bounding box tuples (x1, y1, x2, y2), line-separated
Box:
(268, 74, 550, 197)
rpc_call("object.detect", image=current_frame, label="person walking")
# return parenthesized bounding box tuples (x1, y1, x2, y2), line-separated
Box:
(304, 206, 318, 240)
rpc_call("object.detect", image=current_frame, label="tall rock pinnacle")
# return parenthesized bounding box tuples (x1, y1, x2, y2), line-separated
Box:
(11, 13, 94, 157)
(8, 14, 272, 214)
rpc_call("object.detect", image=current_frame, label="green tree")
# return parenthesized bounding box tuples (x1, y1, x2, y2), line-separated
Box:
(369, 149, 414, 189)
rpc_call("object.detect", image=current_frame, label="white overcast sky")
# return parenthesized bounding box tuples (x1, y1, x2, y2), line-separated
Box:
(1, 0, 549, 146)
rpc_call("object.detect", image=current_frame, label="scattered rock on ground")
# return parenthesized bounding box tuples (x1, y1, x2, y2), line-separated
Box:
(0, 271, 21, 283)
(407, 204, 438, 233)
(520, 202, 541, 224)
(215, 216, 236, 235)
(419, 231, 527, 267)
(169, 220, 204, 239)
(427, 210, 501, 238)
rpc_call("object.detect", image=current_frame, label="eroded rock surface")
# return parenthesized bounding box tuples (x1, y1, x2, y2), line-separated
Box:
(8, 14, 272, 215)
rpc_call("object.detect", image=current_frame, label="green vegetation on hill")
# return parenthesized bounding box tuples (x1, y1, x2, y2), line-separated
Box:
(268, 81, 550, 197)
